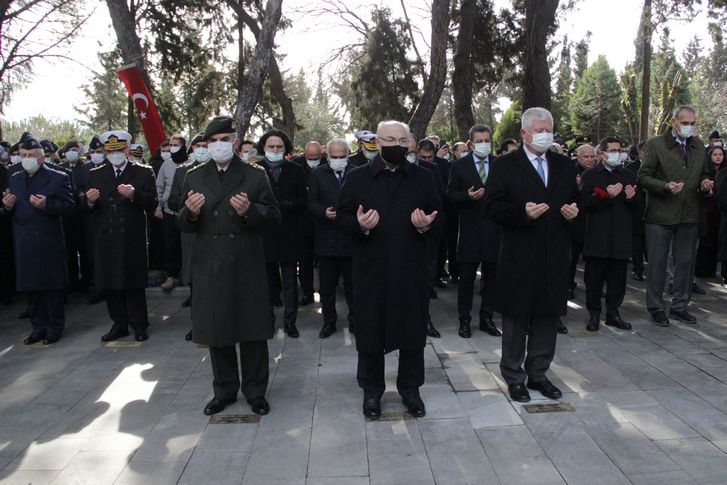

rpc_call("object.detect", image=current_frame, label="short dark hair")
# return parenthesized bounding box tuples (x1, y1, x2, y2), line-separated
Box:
(417, 139, 436, 152)
(257, 130, 293, 156)
(499, 138, 518, 152)
(468, 124, 492, 141)
(637, 141, 647, 151)
(599, 136, 621, 152)
(241, 140, 255, 147)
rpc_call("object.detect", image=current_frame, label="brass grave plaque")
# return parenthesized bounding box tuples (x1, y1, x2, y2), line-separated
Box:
(523, 402, 575, 414)
(209, 414, 261, 424)
(105, 341, 142, 348)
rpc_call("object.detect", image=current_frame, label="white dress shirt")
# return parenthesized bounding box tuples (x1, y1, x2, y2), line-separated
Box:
(523, 144, 548, 186)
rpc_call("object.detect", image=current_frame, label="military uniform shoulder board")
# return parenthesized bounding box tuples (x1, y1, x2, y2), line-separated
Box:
(243, 160, 264, 171)
(186, 162, 205, 174)
(44, 165, 67, 177)
(9, 169, 24, 178)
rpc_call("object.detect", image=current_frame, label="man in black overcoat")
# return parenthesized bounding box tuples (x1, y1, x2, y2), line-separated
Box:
(483, 108, 579, 403)
(85, 131, 157, 342)
(336, 120, 442, 419)
(625, 142, 648, 280)
(447, 124, 503, 339)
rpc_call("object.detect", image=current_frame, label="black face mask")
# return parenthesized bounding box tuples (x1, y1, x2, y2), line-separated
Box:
(380, 145, 407, 165)
(171, 146, 187, 164)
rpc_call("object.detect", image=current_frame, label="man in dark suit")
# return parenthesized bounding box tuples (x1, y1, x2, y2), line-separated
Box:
(447, 124, 503, 339)
(484, 107, 579, 403)
(259, 130, 308, 338)
(567, 138, 596, 302)
(337, 120, 442, 419)
(178, 116, 281, 416)
(581, 137, 639, 331)
(1, 137, 75, 344)
(307, 138, 354, 338)
(626, 142, 647, 280)
(85, 130, 157, 342)
(59, 140, 90, 293)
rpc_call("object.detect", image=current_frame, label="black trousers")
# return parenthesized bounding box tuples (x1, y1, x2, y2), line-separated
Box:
(267, 262, 298, 326)
(298, 237, 315, 298)
(318, 256, 353, 327)
(357, 349, 424, 399)
(445, 209, 459, 278)
(147, 214, 164, 271)
(209, 341, 269, 401)
(105, 289, 149, 329)
(632, 233, 646, 274)
(568, 241, 584, 288)
(29, 289, 65, 337)
(64, 216, 89, 290)
(458, 261, 497, 321)
(500, 315, 558, 386)
(584, 257, 627, 317)
(162, 212, 182, 279)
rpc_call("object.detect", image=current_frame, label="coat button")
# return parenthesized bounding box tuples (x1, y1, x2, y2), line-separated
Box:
(213, 210, 218, 216)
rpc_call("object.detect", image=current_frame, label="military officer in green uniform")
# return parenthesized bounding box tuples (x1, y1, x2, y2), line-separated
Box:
(178, 116, 281, 416)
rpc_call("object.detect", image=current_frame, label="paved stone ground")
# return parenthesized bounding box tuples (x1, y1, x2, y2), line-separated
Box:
(2, 266, 727, 484)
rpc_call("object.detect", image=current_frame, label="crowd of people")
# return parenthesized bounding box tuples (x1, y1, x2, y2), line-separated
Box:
(0, 104, 723, 418)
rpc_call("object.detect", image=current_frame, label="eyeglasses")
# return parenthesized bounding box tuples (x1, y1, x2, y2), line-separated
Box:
(379, 137, 410, 146)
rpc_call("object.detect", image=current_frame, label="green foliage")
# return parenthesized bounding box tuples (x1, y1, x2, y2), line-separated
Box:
(573, 33, 591, 81)
(290, 71, 346, 147)
(552, 38, 574, 138)
(493, 101, 521, 147)
(687, 23, 727, 136)
(569, 56, 622, 142)
(3, 116, 93, 146)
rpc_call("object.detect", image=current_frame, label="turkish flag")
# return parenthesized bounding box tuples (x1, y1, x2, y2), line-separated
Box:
(117, 64, 166, 154)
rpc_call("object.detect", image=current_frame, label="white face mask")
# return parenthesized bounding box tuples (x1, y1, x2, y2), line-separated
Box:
(458, 151, 469, 159)
(306, 159, 321, 169)
(241, 152, 250, 161)
(90, 153, 105, 164)
(161, 151, 172, 162)
(266, 151, 284, 163)
(208, 141, 235, 163)
(329, 157, 348, 172)
(193, 146, 211, 163)
(10, 155, 22, 165)
(22, 157, 40, 174)
(65, 151, 79, 162)
(129, 156, 142, 164)
(107, 151, 126, 167)
(363, 149, 378, 161)
(170, 146, 182, 154)
(473, 142, 491, 158)
(605, 153, 621, 166)
(529, 132, 554, 152)
(678, 125, 693, 139)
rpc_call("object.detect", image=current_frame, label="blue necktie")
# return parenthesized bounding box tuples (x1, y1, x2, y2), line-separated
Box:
(536, 157, 546, 185)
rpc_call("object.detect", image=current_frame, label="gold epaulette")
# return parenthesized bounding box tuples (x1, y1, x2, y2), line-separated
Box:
(244, 160, 264, 171)
(187, 162, 205, 174)
(89, 164, 106, 172)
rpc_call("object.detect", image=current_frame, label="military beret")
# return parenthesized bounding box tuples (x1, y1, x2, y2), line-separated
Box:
(190, 132, 205, 146)
(20, 137, 42, 150)
(100, 130, 131, 151)
(10, 142, 19, 153)
(129, 143, 145, 157)
(0, 141, 9, 150)
(574, 135, 591, 146)
(19, 132, 34, 143)
(61, 141, 79, 153)
(88, 135, 103, 150)
(39, 140, 57, 154)
(709, 130, 721, 139)
(203, 116, 237, 140)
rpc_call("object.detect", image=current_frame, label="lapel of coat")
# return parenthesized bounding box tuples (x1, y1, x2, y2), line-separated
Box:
(116, 161, 135, 185)
(462, 153, 485, 188)
(210, 158, 243, 208)
(514, 147, 547, 193)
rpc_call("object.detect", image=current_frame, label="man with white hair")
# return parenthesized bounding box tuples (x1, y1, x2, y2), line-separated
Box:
(1, 136, 75, 344)
(484, 107, 579, 403)
(337, 120, 442, 419)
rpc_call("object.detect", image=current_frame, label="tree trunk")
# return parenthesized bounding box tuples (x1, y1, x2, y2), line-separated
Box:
(408, 0, 450, 139)
(639, 0, 653, 141)
(232, 0, 294, 140)
(105, 0, 148, 138)
(232, 0, 284, 139)
(522, 0, 559, 110)
(452, 0, 476, 141)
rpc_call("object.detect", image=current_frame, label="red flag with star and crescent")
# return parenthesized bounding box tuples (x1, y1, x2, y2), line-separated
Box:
(117, 64, 166, 154)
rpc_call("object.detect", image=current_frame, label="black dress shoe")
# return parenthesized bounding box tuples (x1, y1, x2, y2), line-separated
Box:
(319, 323, 336, 338)
(134, 327, 149, 342)
(24, 332, 46, 345)
(508, 383, 531, 403)
(458, 319, 472, 339)
(298, 295, 315, 306)
(362, 398, 381, 420)
(203, 396, 236, 416)
(284, 324, 300, 338)
(181, 295, 192, 307)
(633, 272, 645, 281)
(669, 309, 697, 324)
(567, 287, 575, 300)
(433, 278, 447, 289)
(651, 311, 671, 327)
(557, 319, 568, 334)
(101, 324, 129, 342)
(692, 282, 706, 295)
(605, 315, 632, 330)
(429, 288, 438, 299)
(586, 313, 600, 331)
(42, 335, 61, 345)
(18, 309, 30, 319)
(402, 394, 426, 418)
(426, 321, 441, 338)
(185, 329, 193, 341)
(480, 318, 502, 336)
(248, 397, 270, 416)
(527, 379, 562, 400)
